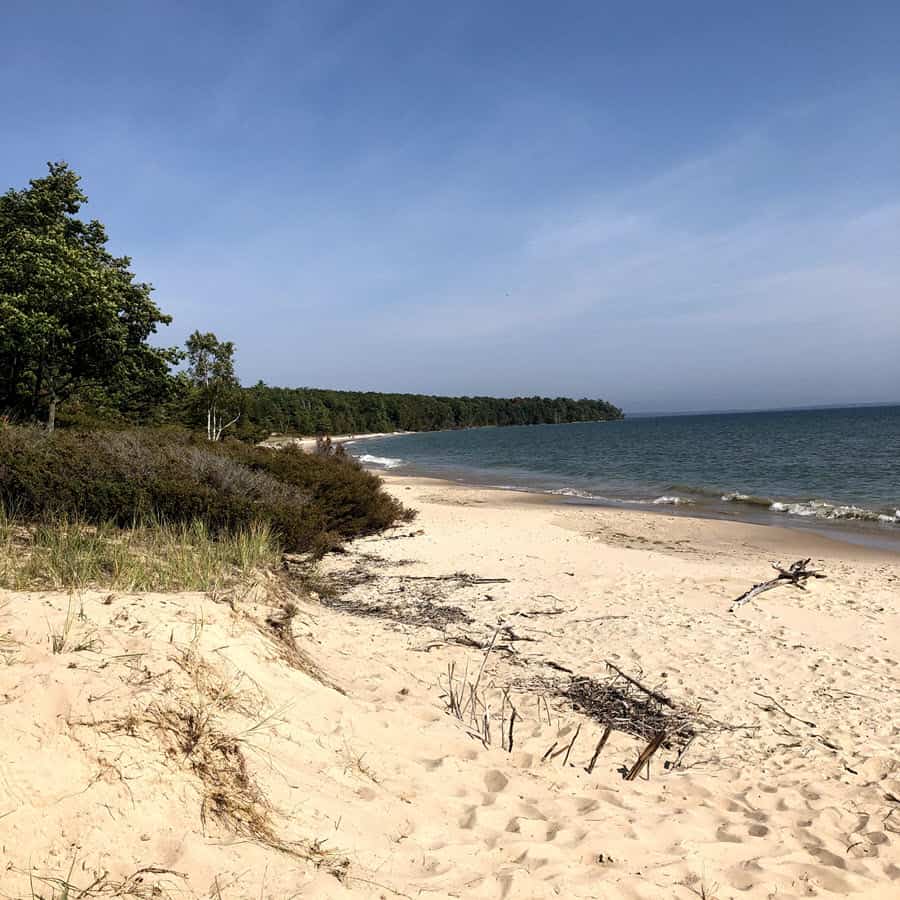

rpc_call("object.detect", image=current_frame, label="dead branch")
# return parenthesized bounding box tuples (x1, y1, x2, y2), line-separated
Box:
(586, 726, 613, 773)
(562, 722, 582, 766)
(730, 558, 826, 612)
(752, 691, 817, 728)
(605, 660, 675, 708)
(625, 731, 667, 781)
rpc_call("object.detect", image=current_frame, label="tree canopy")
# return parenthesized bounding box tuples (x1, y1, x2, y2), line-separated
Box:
(0, 162, 176, 429)
(239, 384, 623, 438)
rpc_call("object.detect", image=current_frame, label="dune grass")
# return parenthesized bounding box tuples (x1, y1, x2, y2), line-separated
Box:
(0, 506, 281, 592)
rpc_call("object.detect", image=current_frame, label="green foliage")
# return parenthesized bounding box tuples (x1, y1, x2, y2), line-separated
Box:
(242, 383, 624, 436)
(185, 330, 243, 440)
(0, 162, 178, 429)
(0, 427, 411, 556)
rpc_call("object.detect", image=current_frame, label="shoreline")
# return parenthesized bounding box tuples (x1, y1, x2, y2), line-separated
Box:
(377, 470, 900, 559)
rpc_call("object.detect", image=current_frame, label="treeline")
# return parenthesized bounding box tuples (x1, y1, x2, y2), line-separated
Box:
(242, 384, 623, 435)
(1, 162, 622, 439)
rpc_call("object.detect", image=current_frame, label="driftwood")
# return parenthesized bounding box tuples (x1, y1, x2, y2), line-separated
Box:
(605, 660, 675, 709)
(586, 726, 613, 773)
(625, 730, 667, 781)
(562, 722, 582, 766)
(730, 558, 826, 612)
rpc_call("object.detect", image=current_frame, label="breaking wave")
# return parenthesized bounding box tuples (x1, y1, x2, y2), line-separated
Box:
(767, 500, 899, 523)
(721, 491, 899, 524)
(720, 492, 773, 508)
(357, 454, 403, 469)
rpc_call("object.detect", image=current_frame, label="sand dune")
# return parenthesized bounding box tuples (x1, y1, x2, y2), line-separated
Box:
(1, 476, 898, 898)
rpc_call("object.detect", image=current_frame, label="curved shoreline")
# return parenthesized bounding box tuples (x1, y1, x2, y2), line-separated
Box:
(375, 469, 900, 559)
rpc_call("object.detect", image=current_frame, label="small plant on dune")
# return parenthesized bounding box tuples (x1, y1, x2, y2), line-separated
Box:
(46, 596, 99, 655)
(47, 598, 77, 655)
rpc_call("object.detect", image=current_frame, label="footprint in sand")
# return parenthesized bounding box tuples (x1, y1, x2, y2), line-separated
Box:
(483, 769, 509, 793)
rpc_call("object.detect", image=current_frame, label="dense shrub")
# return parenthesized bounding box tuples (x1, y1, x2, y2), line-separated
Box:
(0, 427, 411, 554)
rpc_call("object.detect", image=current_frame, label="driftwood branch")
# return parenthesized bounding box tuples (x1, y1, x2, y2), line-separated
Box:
(730, 559, 826, 612)
(586, 725, 613, 774)
(605, 661, 675, 709)
(625, 730, 667, 781)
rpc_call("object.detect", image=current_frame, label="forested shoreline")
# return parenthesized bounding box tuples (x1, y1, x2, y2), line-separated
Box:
(241, 384, 623, 437)
(1, 162, 622, 440)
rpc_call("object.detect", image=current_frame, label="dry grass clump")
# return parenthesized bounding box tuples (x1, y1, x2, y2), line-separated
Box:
(0, 507, 280, 592)
(79, 684, 347, 878)
(172, 646, 264, 715)
(260, 588, 334, 689)
(12, 861, 189, 898)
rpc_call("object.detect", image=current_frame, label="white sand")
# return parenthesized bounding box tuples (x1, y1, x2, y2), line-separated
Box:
(259, 432, 411, 451)
(1, 476, 898, 898)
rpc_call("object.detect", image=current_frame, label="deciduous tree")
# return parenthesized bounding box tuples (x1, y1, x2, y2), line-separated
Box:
(185, 330, 242, 440)
(0, 162, 176, 430)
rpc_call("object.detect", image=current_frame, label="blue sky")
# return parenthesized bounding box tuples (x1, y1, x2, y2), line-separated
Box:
(3, 1, 899, 412)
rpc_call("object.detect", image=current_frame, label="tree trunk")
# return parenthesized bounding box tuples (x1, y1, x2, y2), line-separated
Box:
(32, 356, 45, 419)
(47, 388, 58, 434)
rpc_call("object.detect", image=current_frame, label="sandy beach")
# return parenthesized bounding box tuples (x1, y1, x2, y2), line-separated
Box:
(1, 474, 898, 898)
(259, 432, 413, 452)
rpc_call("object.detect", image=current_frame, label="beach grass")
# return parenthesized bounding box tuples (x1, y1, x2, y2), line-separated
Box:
(0, 505, 281, 592)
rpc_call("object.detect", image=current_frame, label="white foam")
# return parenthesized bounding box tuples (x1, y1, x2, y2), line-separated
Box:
(652, 495, 692, 506)
(357, 454, 403, 469)
(768, 499, 898, 524)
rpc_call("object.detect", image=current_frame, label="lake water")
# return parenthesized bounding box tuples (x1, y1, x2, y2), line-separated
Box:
(351, 405, 900, 549)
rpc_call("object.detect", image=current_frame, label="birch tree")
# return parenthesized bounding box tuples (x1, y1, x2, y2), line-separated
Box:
(185, 331, 242, 440)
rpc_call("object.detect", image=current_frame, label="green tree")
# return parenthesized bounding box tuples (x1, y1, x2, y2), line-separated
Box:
(0, 162, 176, 431)
(185, 330, 242, 440)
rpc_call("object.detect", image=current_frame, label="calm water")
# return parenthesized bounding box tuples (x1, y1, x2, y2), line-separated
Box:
(352, 406, 900, 548)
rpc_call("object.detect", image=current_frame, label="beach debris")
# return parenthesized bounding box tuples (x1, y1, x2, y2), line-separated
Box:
(586, 725, 613, 773)
(751, 690, 817, 729)
(561, 662, 698, 747)
(325, 594, 474, 628)
(729, 558, 826, 612)
(562, 721, 582, 765)
(440, 621, 510, 747)
(625, 730, 667, 780)
(506, 704, 518, 752)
